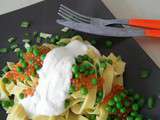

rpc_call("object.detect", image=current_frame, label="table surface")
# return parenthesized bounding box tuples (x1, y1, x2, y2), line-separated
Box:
(0, 0, 159, 119)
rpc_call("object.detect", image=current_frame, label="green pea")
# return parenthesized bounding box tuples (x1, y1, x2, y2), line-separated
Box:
(29, 60, 34, 64)
(116, 101, 123, 109)
(74, 73, 79, 79)
(21, 61, 28, 69)
(111, 107, 117, 113)
(2, 78, 10, 84)
(80, 87, 88, 95)
(96, 97, 102, 104)
(34, 64, 40, 70)
(33, 48, 40, 56)
(135, 115, 143, 120)
(97, 90, 103, 98)
(19, 93, 25, 99)
(105, 105, 112, 112)
(72, 64, 79, 73)
(124, 100, 130, 107)
(25, 76, 31, 81)
(91, 78, 97, 85)
(105, 40, 113, 49)
(1, 100, 14, 109)
(41, 54, 46, 61)
(108, 99, 115, 106)
(132, 103, 139, 111)
(16, 66, 23, 73)
(16, 50, 23, 58)
(147, 96, 156, 109)
(64, 99, 70, 108)
(114, 95, 121, 102)
(69, 85, 76, 94)
(120, 107, 126, 113)
(130, 112, 138, 116)
(26, 47, 33, 53)
(79, 66, 85, 73)
(119, 92, 126, 99)
(126, 116, 134, 120)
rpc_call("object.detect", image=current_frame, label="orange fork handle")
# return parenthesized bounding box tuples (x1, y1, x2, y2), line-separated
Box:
(128, 19, 160, 29)
(144, 29, 160, 37)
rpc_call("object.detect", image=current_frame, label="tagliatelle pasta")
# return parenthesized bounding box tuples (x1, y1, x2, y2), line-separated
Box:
(0, 35, 126, 120)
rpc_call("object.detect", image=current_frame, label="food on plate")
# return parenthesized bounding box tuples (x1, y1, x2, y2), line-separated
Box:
(0, 34, 152, 120)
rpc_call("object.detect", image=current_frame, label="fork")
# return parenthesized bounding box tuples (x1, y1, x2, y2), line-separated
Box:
(58, 4, 160, 37)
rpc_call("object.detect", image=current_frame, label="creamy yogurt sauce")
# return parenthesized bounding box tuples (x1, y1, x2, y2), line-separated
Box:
(20, 40, 100, 117)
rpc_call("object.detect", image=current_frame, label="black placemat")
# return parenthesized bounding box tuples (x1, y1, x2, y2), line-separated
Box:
(0, 0, 159, 119)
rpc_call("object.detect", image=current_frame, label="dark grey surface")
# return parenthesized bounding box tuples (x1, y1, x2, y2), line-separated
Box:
(0, 0, 159, 119)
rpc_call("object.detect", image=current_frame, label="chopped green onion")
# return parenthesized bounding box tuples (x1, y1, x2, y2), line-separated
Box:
(80, 86, 88, 95)
(91, 78, 97, 85)
(36, 36, 41, 43)
(114, 95, 121, 102)
(147, 96, 156, 109)
(22, 39, 30, 43)
(16, 50, 23, 58)
(8, 37, 16, 43)
(2, 66, 10, 73)
(140, 69, 151, 79)
(61, 27, 69, 32)
(49, 35, 60, 44)
(19, 93, 25, 99)
(105, 40, 113, 49)
(40, 32, 52, 39)
(26, 47, 33, 53)
(0, 48, 8, 53)
(90, 39, 96, 45)
(20, 20, 30, 28)
(10, 43, 18, 50)
(33, 31, 38, 37)
(111, 107, 117, 113)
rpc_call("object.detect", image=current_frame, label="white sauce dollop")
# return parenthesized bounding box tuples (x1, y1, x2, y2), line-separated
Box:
(20, 40, 99, 117)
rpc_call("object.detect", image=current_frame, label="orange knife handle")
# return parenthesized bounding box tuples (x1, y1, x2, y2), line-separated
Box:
(144, 29, 160, 37)
(128, 19, 160, 29)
